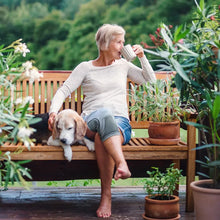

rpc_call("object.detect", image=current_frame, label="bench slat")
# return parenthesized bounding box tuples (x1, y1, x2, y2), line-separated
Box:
(1, 137, 188, 161)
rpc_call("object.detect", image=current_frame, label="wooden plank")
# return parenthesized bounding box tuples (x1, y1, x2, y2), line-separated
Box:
(41, 80, 45, 113)
(0, 143, 188, 153)
(0, 138, 188, 161)
(77, 87, 82, 115)
(124, 152, 188, 160)
(64, 96, 69, 109)
(1, 147, 187, 161)
(28, 81, 34, 111)
(47, 80, 51, 112)
(34, 81, 39, 114)
(71, 91, 75, 110)
(186, 118, 197, 212)
(129, 121, 149, 129)
(6, 151, 96, 160)
(22, 80, 27, 97)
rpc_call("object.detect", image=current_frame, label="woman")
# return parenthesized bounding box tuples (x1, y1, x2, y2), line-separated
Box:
(48, 24, 156, 218)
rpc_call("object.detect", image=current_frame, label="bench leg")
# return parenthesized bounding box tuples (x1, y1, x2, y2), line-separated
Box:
(186, 122, 196, 212)
(173, 159, 180, 196)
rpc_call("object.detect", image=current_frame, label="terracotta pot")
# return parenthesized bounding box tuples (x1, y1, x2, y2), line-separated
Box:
(143, 195, 180, 219)
(148, 121, 180, 145)
(190, 179, 220, 220)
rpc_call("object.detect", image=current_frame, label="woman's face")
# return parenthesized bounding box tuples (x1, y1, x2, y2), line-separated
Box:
(108, 34, 125, 60)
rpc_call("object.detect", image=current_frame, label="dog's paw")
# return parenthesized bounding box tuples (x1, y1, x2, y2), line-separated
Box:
(62, 145, 72, 162)
(83, 138, 95, 151)
(47, 136, 53, 145)
(47, 136, 61, 146)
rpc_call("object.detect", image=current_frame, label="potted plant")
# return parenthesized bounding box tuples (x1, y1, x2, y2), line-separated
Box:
(130, 78, 183, 145)
(142, 163, 182, 219)
(189, 93, 220, 220)
(141, 0, 220, 218)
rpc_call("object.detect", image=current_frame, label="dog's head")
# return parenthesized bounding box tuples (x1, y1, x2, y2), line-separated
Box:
(52, 109, 87, 145)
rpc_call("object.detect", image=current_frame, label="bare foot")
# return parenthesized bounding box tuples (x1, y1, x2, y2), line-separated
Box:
(96, 194, 111, 218)
(114, 164, 131, 180)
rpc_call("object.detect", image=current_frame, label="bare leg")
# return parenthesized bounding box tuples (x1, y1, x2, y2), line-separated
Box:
(86, 129, 131, 218)
(103, 135, 131, 180)
(95, 133, 114, 218)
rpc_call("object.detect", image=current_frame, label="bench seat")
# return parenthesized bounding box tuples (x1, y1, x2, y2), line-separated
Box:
(1, 139, 188, 160)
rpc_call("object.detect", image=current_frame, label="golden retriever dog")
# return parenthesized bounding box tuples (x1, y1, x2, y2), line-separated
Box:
(47, 109, 95, 161)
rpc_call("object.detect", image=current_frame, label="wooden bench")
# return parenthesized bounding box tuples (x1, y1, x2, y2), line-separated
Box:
(0, 70, 196, 212)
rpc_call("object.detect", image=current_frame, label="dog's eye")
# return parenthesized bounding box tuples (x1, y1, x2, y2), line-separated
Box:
(68, 127, 73, 130)
(56, 125, 61, 131)
(56, 126, 61, 132)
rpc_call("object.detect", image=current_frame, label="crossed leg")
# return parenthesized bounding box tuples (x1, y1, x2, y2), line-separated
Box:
(95, 133, 114, 218)
(87, 130, 131, 218)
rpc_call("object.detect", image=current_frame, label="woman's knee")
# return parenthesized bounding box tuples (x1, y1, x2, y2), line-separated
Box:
(86, 108, 120, 142)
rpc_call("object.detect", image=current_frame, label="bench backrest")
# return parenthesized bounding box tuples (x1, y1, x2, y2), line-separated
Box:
(15, 70, 173, 129)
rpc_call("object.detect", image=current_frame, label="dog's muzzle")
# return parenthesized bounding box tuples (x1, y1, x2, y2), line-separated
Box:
(60, 138, 68, 144)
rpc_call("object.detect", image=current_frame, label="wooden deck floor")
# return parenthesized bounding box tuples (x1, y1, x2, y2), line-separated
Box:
(0, 186, 195, 219)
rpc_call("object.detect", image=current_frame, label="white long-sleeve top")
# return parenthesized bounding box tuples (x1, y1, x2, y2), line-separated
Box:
(49, 56, 156, 119)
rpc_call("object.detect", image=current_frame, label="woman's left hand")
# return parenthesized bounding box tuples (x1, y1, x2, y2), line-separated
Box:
(132, 45, 144, 58)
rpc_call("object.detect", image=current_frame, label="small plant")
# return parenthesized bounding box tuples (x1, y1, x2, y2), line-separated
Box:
(144, 163, 182, 200)
(130, 79, 182, 122)
(0, 151, 32, 190)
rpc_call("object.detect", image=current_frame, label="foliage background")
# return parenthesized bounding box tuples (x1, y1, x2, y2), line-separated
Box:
(0, 0, 218, 70)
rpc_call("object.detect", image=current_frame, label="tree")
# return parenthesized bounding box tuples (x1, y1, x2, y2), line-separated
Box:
(10, 2, 49, 43)
(36, 40, 66, 70)
(64, 0, 106, 68)
(60, 0, 90, 19)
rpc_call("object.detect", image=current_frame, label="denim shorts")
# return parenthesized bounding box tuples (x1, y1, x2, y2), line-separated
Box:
(83, 110, 131, 145)
(114, 116, 132, 145)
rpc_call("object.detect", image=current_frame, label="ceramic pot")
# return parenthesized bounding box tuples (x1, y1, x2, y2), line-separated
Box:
(190, 179, 220, 220)
(148, 121, 180, 145)
(143, 195, 180, 219)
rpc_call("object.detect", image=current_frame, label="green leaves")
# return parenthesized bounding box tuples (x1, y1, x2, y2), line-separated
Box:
(212, 95, 220, 120)
(144, 163, 182, 199)
(173, 25, 190, 43)
(160, 26, 175, 51)
(170, 58, 190, 83)
(0, 151, 32, 191)
(130, 79, 182, 122)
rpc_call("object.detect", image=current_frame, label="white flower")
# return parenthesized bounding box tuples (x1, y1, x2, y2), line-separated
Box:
(17, 126, 35, 149)
(15, 96, 34, 106)
(4, 151, 11, 160)
(23, 69, 31, 77)
(24, 96, 34, 105)
(22, 61, 33, 70)
(17, 127, 34, 139)
(24, 140, 30, 148)
(29, 68, 43, 83)
(15, 97, 23, 105)
(23, 140, 34, 148)
(14, 42, 30, 57)
(10, 68, 18, 72)
(23, 67, 43, 83)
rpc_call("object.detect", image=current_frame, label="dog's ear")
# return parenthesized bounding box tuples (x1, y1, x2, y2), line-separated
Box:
(52, 117, 59, 139)
(73, 113, 87, 140)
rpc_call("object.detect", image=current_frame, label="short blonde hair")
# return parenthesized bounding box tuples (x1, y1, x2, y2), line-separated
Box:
(95, 24, 125, 51)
